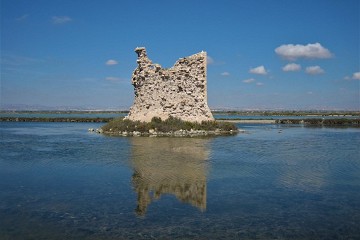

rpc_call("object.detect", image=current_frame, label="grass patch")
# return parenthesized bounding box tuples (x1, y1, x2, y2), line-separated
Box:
(101, 116, 238, 133)
(275, 118, 360, 126)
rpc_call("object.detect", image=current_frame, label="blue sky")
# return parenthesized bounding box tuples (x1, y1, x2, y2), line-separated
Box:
(1, 0, 359, 110)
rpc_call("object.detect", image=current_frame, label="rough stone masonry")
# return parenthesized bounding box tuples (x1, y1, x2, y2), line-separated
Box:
(125, 47, 214, 122)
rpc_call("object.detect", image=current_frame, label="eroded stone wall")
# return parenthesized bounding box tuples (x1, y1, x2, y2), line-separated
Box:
(125, 47, 214, 122)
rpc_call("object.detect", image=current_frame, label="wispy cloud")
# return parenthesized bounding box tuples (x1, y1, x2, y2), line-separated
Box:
(52, 16, 72, 24)
(243, 78, 256, 83)
(352, 72, 360, 80)
(206, 55, 225, 66)
(282, 63, 301, 72)
(305, 66, 325, 75)
(249, 65, 268, 75)
(106, 59, 118, 66)
(16, 14, 29, 21)
(275, 43, 332, 60)
(105, 76, 127, 82)
(105, 77, 121, 81)
(207, 56, 214, 65)
(221, 71, 230, 76)
(242, 78, 263, 86)
(1, 54, 44, 66)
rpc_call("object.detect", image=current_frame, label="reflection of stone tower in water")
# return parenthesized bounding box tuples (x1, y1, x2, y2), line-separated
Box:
(125, 47, 214, 122)
(130, 138, 210, 216)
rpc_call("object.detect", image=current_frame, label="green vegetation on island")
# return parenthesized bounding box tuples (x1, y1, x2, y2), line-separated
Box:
(101, 116, 238, 136)
(276, 118, 360, 126)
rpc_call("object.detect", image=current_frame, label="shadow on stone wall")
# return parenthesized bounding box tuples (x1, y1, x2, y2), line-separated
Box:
(130, 137, 211, 217)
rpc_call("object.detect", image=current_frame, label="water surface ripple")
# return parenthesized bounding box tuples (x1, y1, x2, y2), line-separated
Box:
(1, 122, 359, 239)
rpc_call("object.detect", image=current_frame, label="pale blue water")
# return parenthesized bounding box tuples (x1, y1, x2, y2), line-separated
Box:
(1, 122, 360, 239)
(0, 112, 127, 118)
(1, 112, 358, 119)
(214, 114, 360, 120)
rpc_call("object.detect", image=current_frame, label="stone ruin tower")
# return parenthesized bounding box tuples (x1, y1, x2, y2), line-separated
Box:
(125, 47, 214, 122)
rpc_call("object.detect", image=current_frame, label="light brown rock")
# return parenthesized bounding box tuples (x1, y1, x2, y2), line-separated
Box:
(125, 47, 214, 122)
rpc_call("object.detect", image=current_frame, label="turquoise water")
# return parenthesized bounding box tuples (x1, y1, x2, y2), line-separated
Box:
(1, 122, 360, 239)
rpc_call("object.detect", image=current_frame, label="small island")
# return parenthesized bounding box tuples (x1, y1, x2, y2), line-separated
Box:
(100, 116, 238, 137)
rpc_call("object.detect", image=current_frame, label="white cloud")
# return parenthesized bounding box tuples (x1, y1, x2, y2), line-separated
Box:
(243, 78, 256, 83)
(249, 65, 267, 75)
(221, 72, 230, 76)
(282, 63, 301, 72)
(352, 72, 360, 80)
(106, 59, 118, 66)
(52, 16, 72, 24)
(275, 43, 332, 60)
(305, 66, 325, 75)
(256, 82, 264, 86)
(207, 56, 214, 65)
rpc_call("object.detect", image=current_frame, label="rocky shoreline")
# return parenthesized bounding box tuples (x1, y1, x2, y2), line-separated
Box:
(99, 116, 239, 137)
(89, 127, 240, 137)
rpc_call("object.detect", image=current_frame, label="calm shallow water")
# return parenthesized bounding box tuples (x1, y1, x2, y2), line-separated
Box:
(2, 112, 358, 120)
(1, 122, 359, 239)
(0, 112, 127, 118)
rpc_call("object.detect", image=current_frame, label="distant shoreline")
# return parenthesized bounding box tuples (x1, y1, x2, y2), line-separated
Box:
(218, 119, 276, 124)
(1, 117, 359, 127)
(1, 110, 359, 117)
(0, 117, 111, 123)
(2, 117, 276, 123)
